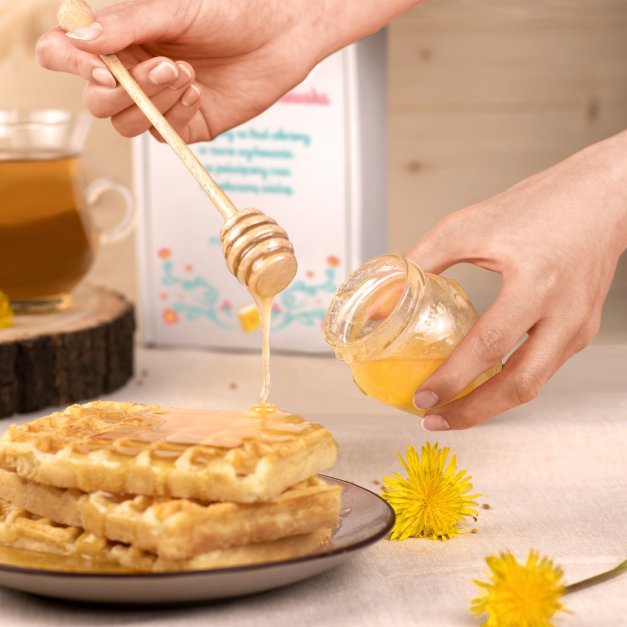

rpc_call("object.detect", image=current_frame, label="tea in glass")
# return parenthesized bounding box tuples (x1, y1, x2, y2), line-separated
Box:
(0, 109, 134, 312)
(0, 153, 94, 310)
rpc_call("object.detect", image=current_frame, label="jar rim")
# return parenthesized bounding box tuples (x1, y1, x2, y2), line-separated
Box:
(324, 254, 425, 363)
(0, 109, 83, 126)
(0, 109, 92, 161)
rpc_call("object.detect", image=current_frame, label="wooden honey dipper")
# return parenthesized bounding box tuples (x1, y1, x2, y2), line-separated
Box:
(58, 0, 297, 298)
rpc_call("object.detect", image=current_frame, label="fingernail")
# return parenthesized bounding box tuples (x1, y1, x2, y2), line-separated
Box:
(92, 67, 116, 88)
(66, 22, 103, 41)
(413, 390, 439, 410)
(178, 63, 193, 80)
(148, 61, 178, 86)
(169, 63, 194, 91)
(181, 84, 201, 107)
(421, 415, 450, 431)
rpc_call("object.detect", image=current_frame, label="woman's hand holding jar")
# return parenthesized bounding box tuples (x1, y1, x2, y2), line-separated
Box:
(409, 131, 627, 431)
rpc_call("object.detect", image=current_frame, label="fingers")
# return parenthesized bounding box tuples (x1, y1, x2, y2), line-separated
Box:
(113, 82, 201, 138)
(39, 0, 183, 86)
(37, 27, 107, 82)
(84, 58, 193, 120)
(413, 284, 541, 411)
(421, 320, 573, 430)
(148, 85, 203, 143)
(61, 1, 180, 55)
(38, 22, 201, 141)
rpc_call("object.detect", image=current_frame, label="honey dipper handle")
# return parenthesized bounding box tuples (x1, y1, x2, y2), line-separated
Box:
(58, 0, 238, 220)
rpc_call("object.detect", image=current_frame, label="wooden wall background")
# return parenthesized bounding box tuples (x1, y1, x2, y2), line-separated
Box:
(388, 0, 627, 307)
(2, 0, 627, 336)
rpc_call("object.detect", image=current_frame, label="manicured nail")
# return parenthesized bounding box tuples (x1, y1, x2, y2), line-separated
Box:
(413, 390, 439, 410)
(66, 22, 103, 41)
(91, 67, 116, 88)
(178, 63, 193, 80)
(148, 61, 178, 86)
(421, 415, 450, 431)
(181, 84, 201, 107)
(169, 63, 194, 91)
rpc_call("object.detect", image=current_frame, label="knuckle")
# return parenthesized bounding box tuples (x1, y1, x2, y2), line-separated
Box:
(575, 317, 601, 350)
(534, 266, 561, 294)
(582, 316, 601, 342)
(473, 326, 507, 364)
(569, 330, 588, 354)
(510, 370, 542, 405)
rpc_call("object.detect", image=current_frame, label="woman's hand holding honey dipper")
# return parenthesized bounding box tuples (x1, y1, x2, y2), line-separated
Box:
(51, 0, 298, 302)
(37, 0, 411, 142)
(38, 0, 627, 429)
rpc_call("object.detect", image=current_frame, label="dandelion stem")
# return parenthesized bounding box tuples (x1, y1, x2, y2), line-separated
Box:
(564, 559, 627, 595)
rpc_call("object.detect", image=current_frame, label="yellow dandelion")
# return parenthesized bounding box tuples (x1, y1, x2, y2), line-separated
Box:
(471, 550, 565, 627)
(381, 442, 479, 540)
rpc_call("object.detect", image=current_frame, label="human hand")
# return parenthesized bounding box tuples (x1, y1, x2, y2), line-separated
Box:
(36, 0, 418, 143)
(36, 0, 328, 142)
(408, 131, 627, 430)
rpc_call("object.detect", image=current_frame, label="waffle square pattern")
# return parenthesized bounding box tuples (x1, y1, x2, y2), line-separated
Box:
(0, 402, 341, 572)
(0, 401, 338, 502)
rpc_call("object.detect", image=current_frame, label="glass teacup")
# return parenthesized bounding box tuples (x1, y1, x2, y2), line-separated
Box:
(0, 109, 134, 312)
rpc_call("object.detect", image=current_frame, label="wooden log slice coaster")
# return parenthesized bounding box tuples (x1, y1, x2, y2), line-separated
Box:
(0, 284, 135, 418)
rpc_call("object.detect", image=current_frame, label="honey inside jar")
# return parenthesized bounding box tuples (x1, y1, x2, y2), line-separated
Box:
(324, 254, 501, 416)
(350, 358, 498, 416)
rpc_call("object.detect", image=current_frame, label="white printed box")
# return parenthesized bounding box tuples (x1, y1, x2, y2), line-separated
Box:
(134, 31, 388, 353)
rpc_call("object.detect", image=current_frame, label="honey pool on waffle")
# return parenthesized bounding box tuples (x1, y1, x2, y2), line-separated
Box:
(0, 401, 338, 502)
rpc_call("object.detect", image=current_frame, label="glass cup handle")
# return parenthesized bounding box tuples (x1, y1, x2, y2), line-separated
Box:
(86, 178, 136, 245)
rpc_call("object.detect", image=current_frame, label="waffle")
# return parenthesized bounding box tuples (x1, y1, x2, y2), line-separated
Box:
(0, 401, 338, 503)
(0, 498, 332, 572)
(0, 468, 341, 559)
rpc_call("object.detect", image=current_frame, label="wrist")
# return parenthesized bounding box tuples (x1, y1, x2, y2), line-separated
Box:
(306, 0, 421, 63)
(596, 130, 627, 252)
(570, 130, 627, 254)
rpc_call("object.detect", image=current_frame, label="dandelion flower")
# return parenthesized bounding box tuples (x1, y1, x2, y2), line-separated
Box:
(471, 550, 565, 627)
(381, 442, 479, 540)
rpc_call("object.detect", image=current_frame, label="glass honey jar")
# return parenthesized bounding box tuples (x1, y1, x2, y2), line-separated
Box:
(324, 254, 501, 415)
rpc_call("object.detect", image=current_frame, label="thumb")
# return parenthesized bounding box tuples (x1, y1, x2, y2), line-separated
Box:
(62, 0, 183, 54)
(406, 214, 472, 275)
(406, 209, 497, 275)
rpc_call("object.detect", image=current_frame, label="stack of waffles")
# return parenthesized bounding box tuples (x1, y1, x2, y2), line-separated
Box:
(0, 401, 341, 572)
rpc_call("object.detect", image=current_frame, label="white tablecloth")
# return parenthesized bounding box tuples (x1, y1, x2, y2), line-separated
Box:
(1, 345, 625, 626)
